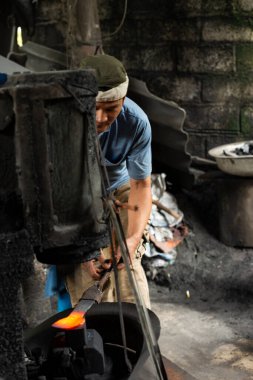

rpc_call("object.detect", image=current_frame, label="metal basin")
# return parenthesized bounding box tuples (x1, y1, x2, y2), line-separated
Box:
(208, 141, 253, 177)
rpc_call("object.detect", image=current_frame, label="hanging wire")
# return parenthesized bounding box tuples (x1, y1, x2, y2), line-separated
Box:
(103, 0, 128, 39)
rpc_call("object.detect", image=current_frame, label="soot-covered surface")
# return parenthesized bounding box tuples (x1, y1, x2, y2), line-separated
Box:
(0, 230, 34, 380)
(145, 178, 253, 300)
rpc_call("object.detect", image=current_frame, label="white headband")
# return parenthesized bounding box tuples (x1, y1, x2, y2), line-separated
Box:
(96, 75, 129, 102)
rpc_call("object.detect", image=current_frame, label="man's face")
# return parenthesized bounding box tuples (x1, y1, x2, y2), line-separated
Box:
(96, 98, 125, 134)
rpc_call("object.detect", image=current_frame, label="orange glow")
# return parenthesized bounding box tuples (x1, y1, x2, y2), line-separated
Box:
(52, 311, 85, 330)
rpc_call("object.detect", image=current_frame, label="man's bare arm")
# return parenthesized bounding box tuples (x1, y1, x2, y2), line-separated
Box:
(125, 176, 152, 259)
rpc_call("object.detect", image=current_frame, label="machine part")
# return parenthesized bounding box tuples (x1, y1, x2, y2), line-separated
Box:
(25, 302, 197, 379)
(20, 41, 67, 71)
(51, 269, 114, 372)
(66, 0, 103, 67)
(24, 302, 161, 380)
(35, 323, 105, 379)
(0, 69, 109, 264)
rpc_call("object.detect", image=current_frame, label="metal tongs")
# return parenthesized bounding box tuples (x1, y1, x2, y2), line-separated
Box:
(52, 268, 112, 329)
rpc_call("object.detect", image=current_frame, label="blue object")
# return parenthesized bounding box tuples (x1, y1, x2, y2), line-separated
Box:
(57, 289, 72, 312)
(0, 73, 7, 85)
(45, 265, 71, 312)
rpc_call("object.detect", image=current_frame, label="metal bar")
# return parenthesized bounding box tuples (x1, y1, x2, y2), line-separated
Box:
(106, 198, 168, 380)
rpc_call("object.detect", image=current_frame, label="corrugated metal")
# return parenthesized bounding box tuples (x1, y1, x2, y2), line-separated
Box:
(128, 77, 194, 189)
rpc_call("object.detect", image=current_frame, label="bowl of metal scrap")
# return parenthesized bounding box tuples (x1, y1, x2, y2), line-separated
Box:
(208, 140, 253, 177)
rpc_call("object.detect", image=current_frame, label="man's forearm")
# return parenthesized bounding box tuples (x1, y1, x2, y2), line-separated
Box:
(126, 177, 152, 257)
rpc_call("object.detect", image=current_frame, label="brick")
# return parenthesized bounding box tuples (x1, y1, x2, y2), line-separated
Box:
(126, 0, 173, 16)
(184, 104, 240, 132)
(237, 0, 253, 12)
(203, 21, 253, 42)
(167, 19, 201, 42)
(202, 1, 229, 16)
(173, 0, 202, 16)
(203, 75, 253, 102)
(242, 80, 253, 98)
(99, 0, 172, 20)
(148, 76, 201, 103)
(236, 45, 253, 72)
(186, 134, 207, 157)
(177, 46, 235, 73)
(136, 20, 174, 43)
(99, 45, 117, 58)
(121, 47, 173, 71)
(241, 107, 253, 137)
(202, 77, 240, 102)
(100, 19, 139, 45)
(136, 19, 200, 43)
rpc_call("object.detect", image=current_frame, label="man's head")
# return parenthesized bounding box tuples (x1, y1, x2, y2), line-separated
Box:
(80, 54, 129, 133)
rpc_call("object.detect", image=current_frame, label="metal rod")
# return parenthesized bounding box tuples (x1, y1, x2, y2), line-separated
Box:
(92, 131, 168, 379)
(106, 198, 168, 380)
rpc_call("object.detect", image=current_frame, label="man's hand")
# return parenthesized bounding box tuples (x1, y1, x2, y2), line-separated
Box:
(115, 236, 140, 269)
(82, 250, 111, 280)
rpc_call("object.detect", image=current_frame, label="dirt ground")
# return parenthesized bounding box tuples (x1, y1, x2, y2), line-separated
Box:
(147, 179, 253, 380)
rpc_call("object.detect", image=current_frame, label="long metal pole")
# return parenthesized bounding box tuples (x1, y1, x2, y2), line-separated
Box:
(105, 198, 168, 380)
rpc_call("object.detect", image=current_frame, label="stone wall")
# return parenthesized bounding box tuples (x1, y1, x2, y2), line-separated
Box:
(98, 0, 253, 157)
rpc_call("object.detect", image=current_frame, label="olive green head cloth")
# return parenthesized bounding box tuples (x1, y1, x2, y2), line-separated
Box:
(80, 54, 129, 101)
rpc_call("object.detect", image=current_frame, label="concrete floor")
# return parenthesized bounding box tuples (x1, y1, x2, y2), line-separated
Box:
(147, 181, 253, 380)
(150, 284, 253, 380)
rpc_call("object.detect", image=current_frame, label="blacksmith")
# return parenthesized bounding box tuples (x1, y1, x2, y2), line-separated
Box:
(66, 54, 152, 309)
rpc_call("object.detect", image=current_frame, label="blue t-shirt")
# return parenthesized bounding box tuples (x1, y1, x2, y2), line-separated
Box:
(99, 97, 152, 192)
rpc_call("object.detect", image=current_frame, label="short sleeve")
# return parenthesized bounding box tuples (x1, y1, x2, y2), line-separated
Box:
(126, 118, 152, 180)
